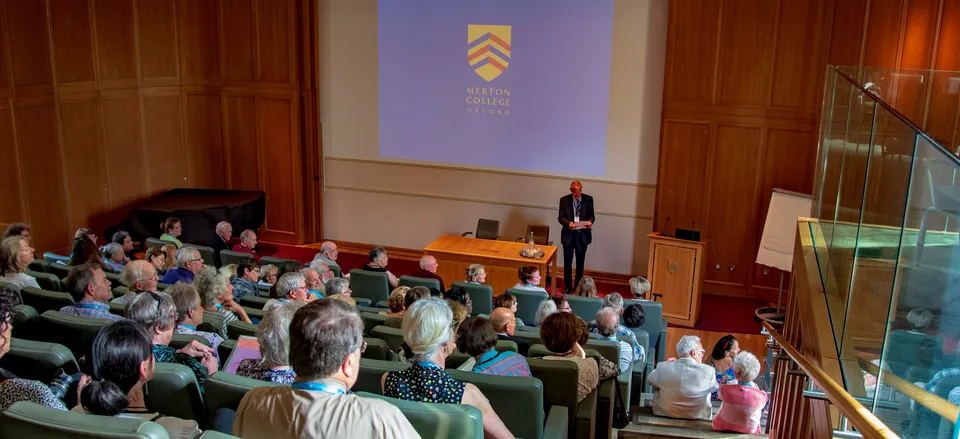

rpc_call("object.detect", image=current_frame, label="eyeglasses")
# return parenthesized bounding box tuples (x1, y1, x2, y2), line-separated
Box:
(360, 340, 367, 353)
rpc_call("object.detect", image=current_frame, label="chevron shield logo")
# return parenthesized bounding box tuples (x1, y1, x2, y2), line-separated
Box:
(468, 25, 511, 82)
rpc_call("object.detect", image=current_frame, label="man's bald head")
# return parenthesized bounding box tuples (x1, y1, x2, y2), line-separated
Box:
(420, 255, 438, 273)
(320, 241, 338, 261)
(596, 307, 620, 338)
(489, 307, 516, 335)
(570, 180, 583, 198)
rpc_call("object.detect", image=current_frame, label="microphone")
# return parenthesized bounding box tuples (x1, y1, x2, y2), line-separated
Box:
(662, 216, 672, 236)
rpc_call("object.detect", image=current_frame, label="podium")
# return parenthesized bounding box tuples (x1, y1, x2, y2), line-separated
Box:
(646, 233, 707, 327)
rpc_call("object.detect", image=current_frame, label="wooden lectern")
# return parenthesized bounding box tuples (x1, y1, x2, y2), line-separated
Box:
(646, 233, 707, 327)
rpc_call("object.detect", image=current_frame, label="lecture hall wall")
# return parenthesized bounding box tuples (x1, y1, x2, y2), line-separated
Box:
(0, 0, 321, 254)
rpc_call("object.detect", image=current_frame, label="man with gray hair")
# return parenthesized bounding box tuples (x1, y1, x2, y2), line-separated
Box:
(590, 292, 643, 364)
(265, 272, 313, 311)
(161, 247, 203, 284)
(303, 262, 334, 299)
(325, 277, 351, 297)
(208, 221, 233, 265)
(647, 335, 718, 420)
(313, 240, 340, 271)
(232, 229, 260, 261)
(102, 242, 127, 273)
(112, 260, 159, 305)
(59, 263, 122, 321)
(595, 307, 637, 372)
(234, 299, 420, 438)
(169, 283, 224, 357)
(414, 255, 444, 291)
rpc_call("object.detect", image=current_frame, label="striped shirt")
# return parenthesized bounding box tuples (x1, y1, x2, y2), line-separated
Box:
(59, 301, 122, 321)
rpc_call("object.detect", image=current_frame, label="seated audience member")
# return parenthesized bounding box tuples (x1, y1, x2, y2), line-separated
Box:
(494, 293, 524, 327)
(324, 277, 351, 298)
(444, 286, 473, 315)
(446, 299, 468, 332)
(574, 276, 598, 298)
(231, 229, 260, 261)
(380, 286, 409, 317)
(382, 297, 512, 439)
(596, 293, 643, 363)
(309, 259, 335, 285)
(465, 263, 486, 284)
(231, 259, 261, 301)
(623, 303, 646, 329)
(144, 248, 167, 274)
(648, 335, 717, 420)
(630, 276, 651, 299)
(552, 295, 572, 313)
(540, 312, 620, 402)
(513, 266, 547, 292)
(235, 299, 419, 438)
(456, 317, 531, 377)
(404, 286, 430, 310)
(713, 352, 766, 434)
(301, 266, 324, 299)
(75, 227, 98, 244)
(907, 308, 935, 333)
(0, 286, 68, 411)
(489, 307, 530, 356)
(415, 255, 445, 290)
(535, 300, 558, 326)
(362, 246, 399, 289)
(68, 235, 104, 267)
(2, 223, 30, 243)
(169, 283, 223, 357)
(312, 240, 341, 272)
(112, 231, 137, 261)
(160, 244, 178, 271)
(196, 267, 251, 335)
(102, 243, 128, 272)
(75, 320, 201, 439)
(60, 263, 122, 322)
(269, 261, 303, 298)
(161, 247, 203, 285)
(595, 307, 637, 372)
(237, 301, 304, 384)
(429, 287, 443, 298)
(208, 221, 233, 261)
(0, 235, 39, 289)
(259, 264, 279, 286)
(159, 217, 183, 248)
(126, 292, 218, 390)
(112, 261, 159, 305)
(329, 294, 356, 306)
(708, 334, 740, 398)
(265, 272, 314, 310)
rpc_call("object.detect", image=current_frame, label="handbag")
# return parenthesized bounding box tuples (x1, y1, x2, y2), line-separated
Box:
(612, 380, 630, 428)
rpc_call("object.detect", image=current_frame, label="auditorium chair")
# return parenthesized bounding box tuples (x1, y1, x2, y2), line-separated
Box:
(202, 310, 228, 338)
(0, 338, 79, 383)
(145, 237, 167, 250)
(144, 363, 206, 425)
(113, 285, 131, 299)
(0, 281, 21, 302)
(360, 312, 389, 335)
(238, 295, 270, 310)
(46, 263, 71, 281)
(219, 250, 254, 267)
(452, 281, 493, 316)
(20, 287, 74, 315)
(12, 304, 38, 339)
(109, 301, 126, 317)
(448, 370, 567, 439)
(461, 218, 501, 240)
(26, 270, 62, 293)
(169, 333, 211, 351)
(218, 339, 236, 365)
(349, 269, 391, 304)
(398, 275, 441, 291)
(564, 294, 603, 322)
(445, 340, 519, 369)
(370, 325, 405, 353)
(205, 372, 279, 419)
(622, 298, 666, 397)
(528, 358, 598, 439)
(183, 243, 217, 267)
(355, 304, 385, 315)
(42, 252, 71, 265)
(242, 306, 265, 322)
(384, 316, 403, 328)
(362, 338, 393, 361)
(0, 401, 171, 439)
(356, 359, 410, 394)
(226, 320, 257, 339)
(28, 259, 47, 274)
(358, 392, 484, 439)
(256, 283, 271, 295)
(157, 282, 173, 291)
(104, 271, 123, 288)
(329, 264, 343, 278)
(260, 256, 298, 268)
(515, 224, 553, 246)
(506, 288, 548, 325)
(33, 310, 110, 359)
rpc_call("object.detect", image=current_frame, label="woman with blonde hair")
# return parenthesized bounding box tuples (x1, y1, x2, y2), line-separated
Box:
(160, 244, 178, 271)
(629, 276, 650, 299)
(380, 286, 410, 317)
(195, 267, 251, 337)
(0, 236, 38, 289)
(144, 248, 167, 274)
(159, 217, 183, 248)
(573, 276, 597, 298)
(465, 264, 487, 284)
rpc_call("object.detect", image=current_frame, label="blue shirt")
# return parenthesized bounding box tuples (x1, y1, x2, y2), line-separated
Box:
(161, 268, 195, 285)
(59, 301, 122, 321)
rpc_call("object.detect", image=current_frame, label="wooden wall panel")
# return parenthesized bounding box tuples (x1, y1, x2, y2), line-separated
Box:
(655, 121, 710, 232)
(0, 108, 23, 223)
(4, 1, 53, 91)
(862, 0, 905, 70)
(178, 0, 220, 83)
(664, 0, 720, 105)
(220, 0, 256, 82)
(183, 92, 225, 188)
(136, 0, 179, 82)
(49, 0, 96, 87)
(257, 0, 292, 84)
(101, 91, 147, 213)
(827, 0, 868, 66)
(716, 0, 777, 107)
(0, 9, 7, 92)
(59, 98, 108, 232)
(223, 95, 259, 190)
(770, 0, 831, 113)
(15, 103, 69, 253)
(259, 97, 299, 237)
(927, 0, 960, 144)
(141, 91, 186, 193)
(93, 0, 138, 86)
(895, 0, 940, 123)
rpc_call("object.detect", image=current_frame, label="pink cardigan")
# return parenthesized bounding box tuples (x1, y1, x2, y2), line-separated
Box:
(712, 383, 767, 434)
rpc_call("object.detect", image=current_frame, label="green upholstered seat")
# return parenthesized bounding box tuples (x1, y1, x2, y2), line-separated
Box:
(219, 250, 254, 268)
(202, 310, 227, 338)
(241, 306, 264, 321)
(0, 401, 170, 439)
(447, 340, 519, 369)
(28, 259, 48, 273)
(104, 271, 123, 288)
(157, 282, 173, 291)
(27, 271, 62, 293)
(35, 310, 110, 358)
(356, 305, 385, 315)
(144, 363, 205, 424)
(205, 372, 280, 417)
(384, 316, 403, 329)
(353, 297, 373, 307)
(360, 312, 389, 336)
(370, 325, 405, 353)
(113, 285, 131, 299)
(447, 370, 568, 439)
(227, 320, 258, 339)
(169, 333, 211, 351)
(564, 294, 603, 322)
(356, 359, 410, 395)
(357, 392, 484, 439)
(0, 281, 20, 301)
(361, 337, 392, 361)
(328, 264, 343, 278)
(453, 281, 493, 316)
(529, 357, 598, 439)
(256, 283, 271, 295)
(398, 275, 441, 291)
(145, 238, 167, 250)
(21, 287, 74, 314)
(506, 288, 548, 324)
(182, 243, 216, 267)
(218, 339, 236, 365)
(0, 338, 79, 382)
(109, 302, 126, 317)
(622, 298, 665, 399)
(46, 263, 71, 281)
(238, 295, 269, 309)
(259, 256, 298, 267)
(12, 304, 38, 339)
(510, 328, 543, 350)
(349, 269, 391, 304)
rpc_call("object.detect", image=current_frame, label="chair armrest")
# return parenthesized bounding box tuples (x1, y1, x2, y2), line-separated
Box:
(242, 306, 265, 321)
(354, 297, 373, 306)
(657, 318, 667, 363)
(596, 378, 616, 439)
(544, 405, 569, 439)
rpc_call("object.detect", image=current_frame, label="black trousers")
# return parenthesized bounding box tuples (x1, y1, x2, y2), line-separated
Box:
(563, 237, 588, 291)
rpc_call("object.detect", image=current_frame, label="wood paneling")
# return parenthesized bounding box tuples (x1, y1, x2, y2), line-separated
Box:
(4, 0, 53, 92)
(178, 0, 220, 83)
(827, 0, 868, 66)
(220, 0, 256, 82)
(136, 0, 179, 82)
(183, 92, 225, 189)
(14, 103, 69, 253)
(259, 97, 299, 237)
(0, 108, 23, 223)
(257, 0, 292, 84)
(655, 121, 710, 232)
(141, 91, 186, 193)
(224, 95, 259, 190)
(862, 0, 905, 70)
(101, 90, 146, 214)
(59, 97, 108, 233)
(716, 0, 777, 107)
(92, 0, 138, 87)
(770, 0, 832, 113)
(664, 0, 720, 105)
(49, 0, 96, 87)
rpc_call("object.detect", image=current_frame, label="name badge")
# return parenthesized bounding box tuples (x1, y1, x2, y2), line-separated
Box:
(574, 216, 580, 222)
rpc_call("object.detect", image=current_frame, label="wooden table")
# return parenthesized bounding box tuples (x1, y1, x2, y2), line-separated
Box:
(424, 235, 558, 295)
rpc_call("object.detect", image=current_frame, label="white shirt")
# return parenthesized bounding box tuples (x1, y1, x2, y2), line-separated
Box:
(0, 272, 39, 290)
(511, 283, 547, 293)
(647, 357, 719, 420)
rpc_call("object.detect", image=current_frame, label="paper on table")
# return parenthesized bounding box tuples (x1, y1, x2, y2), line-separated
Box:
(573, 221, 591, 230)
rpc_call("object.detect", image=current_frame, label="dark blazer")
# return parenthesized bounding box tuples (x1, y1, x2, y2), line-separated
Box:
(498, 333, 531, 357)
(208, 235, 230, 266)
(558, 193, 595, 247)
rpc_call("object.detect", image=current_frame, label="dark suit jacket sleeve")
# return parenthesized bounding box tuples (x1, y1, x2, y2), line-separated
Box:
(586, 195, 596, 224)
(558, 196, 573, 227)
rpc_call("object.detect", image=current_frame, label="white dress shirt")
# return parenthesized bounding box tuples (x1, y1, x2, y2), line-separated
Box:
(647, 357, 719, 420)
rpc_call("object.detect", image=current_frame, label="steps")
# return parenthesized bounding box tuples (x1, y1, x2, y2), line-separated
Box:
(617, 407, 767, 439)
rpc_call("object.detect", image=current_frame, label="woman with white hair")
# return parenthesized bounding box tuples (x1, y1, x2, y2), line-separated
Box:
(712, 351, 766, 434)
(0, 235, 39, 289)
(102, 242, 128, 273)
(465, 264, 487, 284)
(535, 299, 558, 326)
(237, 302, 305, 384)
(381, 297, 513, 439)
(195, 267, 251, 337)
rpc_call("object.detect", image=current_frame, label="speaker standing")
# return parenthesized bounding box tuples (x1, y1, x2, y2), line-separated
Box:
(558, 180, 594, 294)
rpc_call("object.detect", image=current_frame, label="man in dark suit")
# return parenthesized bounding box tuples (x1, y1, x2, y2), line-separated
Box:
(207, 221, 233, 266)
(558, 180, 595, 293)
(490, 307, 530, 356)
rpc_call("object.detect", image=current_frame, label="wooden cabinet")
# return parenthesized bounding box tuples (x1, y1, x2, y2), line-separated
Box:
(647, 233, 707, 327)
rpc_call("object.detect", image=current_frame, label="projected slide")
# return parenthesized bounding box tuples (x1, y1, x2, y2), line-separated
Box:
(378, 0, 614, 176)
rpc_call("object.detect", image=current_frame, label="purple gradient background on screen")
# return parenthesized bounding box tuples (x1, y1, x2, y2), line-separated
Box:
(377, 0, 614, 176)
